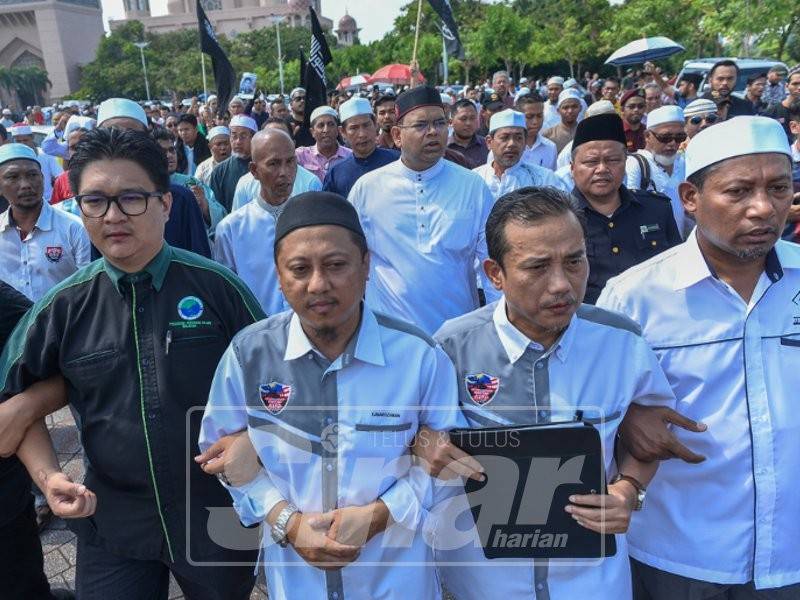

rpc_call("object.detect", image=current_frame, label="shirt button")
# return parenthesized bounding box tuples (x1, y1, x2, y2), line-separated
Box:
(535, 362, 544, 370)
(651, 240, 657, 247)
(420, 224, 425, 229)
(608, 222, 614, 228)
(325, 417, 333, 424)
(138, 306, 144, 313)
(332, 593, 339, 600)
(612, 246, 620, 254)
(147, 410, 157, 419)
(326, 464, 333, 472)
(536, 583, 544, 591)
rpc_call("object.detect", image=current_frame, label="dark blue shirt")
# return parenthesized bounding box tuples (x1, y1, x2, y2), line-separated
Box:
(322, 147, 399, 198)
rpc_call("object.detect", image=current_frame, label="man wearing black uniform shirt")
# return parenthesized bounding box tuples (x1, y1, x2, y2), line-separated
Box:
(570, 113, 681, 303)
(1, 128, 262, 599)
(289, 87, 314, 147)
(701, 60, 756, 120)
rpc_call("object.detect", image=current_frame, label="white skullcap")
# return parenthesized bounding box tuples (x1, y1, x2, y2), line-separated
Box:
(310, 105, 338, 125)
(229, 95, 244, 105)
(2, 108, 11, 115)
(97, 98, 147, 127)
(585, 100, 616, 117)
(547, 76, 565, 87)
(646, 105, 685, 130)
(229, 114, 258, 132)
(489, 109, 526, 134)
(520, 77, 529, 84)
(0, 143, 39, 167)
(65, 115, 96, 138)
(514, 87, 531, 102)
(206, 126, 230, 140)
(290, 87, 306, 99)
(685, 116, 791, 178)
(556, 89, 583, 109)
(338, 97, 372, 124)
(564, 78, 579, 89)
(683, 98, 718, 118)
(10, 123, 32, 136)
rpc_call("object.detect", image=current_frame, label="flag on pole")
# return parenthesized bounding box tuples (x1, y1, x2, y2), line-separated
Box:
(197, 0, 236, 116)
(303, 6, 333, 127)
(428, 0, 464, 59)
(299, 47, 307, 90)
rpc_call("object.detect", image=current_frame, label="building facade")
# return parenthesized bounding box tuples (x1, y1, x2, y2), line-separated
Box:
(0, 0, 104, 104)
(110, 0, 333, 38)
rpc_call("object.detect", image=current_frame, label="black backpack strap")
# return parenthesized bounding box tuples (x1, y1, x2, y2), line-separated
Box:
(632, 153, 656, 192)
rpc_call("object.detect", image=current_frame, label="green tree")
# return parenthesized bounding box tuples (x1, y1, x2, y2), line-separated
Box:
(0, 66, 51, 107)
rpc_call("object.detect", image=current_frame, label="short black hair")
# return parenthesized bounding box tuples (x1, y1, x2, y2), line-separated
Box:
(263, 116, 292, 133)
(0, 123, 6, 142)
(453, 98, 477, 113)
(177, 113, 198, 127)
(515, 91, 545, 108)
(373, 94, 396, 109)
(150, 126, 176, 144)
(746, 72, 767, 86)
(788, 98, 800, 123)
(270, 97, 286, 108)
(604, 76, 620, 86)
(709, 60, 739, 78)
(486, 186, 586, 266)
(69, 128, 170, 195)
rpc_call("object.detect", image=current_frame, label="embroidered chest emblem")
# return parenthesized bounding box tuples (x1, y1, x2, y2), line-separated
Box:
(465, 373, 500, 405)
(44, 246, 63, 262)
(259, 382, 292, 414)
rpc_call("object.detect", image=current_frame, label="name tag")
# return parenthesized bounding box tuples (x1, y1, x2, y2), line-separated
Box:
(640, 224, 660, 237)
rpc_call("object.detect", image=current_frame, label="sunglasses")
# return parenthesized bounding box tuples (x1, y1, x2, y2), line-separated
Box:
(650, 131, 687, 144)
(688, 113, 718, 125)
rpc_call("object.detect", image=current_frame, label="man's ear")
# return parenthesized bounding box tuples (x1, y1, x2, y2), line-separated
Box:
(483, 258, 504, 291)
(679, 181, 699, 216)
(160, 191, 173, 221)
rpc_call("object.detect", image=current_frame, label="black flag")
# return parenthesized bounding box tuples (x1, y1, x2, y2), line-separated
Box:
(299, 47, 306, 90)
(303, 6, 333, 126)
(197, 0, 236, 115)
(428, 0, 464, 59)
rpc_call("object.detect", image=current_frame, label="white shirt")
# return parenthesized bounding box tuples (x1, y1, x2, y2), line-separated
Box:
(200, 306, 465, 600)
(348, 158, 499, 335)
(231, 165, 321, 213)
(625, 150, 686, 235)
(555, 163, 574, 191)
(521, 134, 558, 170)
(542, 100, 561, 131)
(212, 197, 290, 316)
(429, 298, 675, 600)
(0, 201, 90, 301)
(36, 149, 63, 203)
(194, 156, 218, 185)
(473, 159, 568, 200)
(597, 232, 800, 589)
(556, 140, 573, 169)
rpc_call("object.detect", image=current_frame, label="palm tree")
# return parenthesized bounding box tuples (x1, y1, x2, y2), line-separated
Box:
(0, 66, 51, 108)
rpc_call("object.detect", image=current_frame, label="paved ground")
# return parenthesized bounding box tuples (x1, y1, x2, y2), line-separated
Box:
(41, 406, 268, 599)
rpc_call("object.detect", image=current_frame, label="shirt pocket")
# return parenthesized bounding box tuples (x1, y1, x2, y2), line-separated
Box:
(62, 348, 120, 383)
(635, 227, 668, 255)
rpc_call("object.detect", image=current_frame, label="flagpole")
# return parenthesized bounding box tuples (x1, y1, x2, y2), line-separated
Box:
(201, 53, 208, 99)
(410, 0, 423, 87)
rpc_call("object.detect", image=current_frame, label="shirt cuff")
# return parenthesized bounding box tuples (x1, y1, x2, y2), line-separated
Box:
(224, 470, 284, 527)
(379, 465, 432, 531)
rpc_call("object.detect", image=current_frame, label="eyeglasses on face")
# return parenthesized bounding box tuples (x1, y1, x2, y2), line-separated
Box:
(397, 119, 449, 134)
(75, 192, 163, 218)
(688, 113, 718, 125)
(650, 131, 687, 144)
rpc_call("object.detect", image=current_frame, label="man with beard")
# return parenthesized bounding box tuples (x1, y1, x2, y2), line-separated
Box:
(672, 72, 702, 108)
(270, 97, 290, 122)
(194, 126, 231, 185)
(682, 99, 719, 141)
(209, 114, 257, 213)
(446, 99, 489, 170)
(213, 128, 297, 315)
(571, 113, 680, 303)
(348, 85, 498, 334)
(620, 88, 647, 152)
(323, 97, 398, 198)
(473, 109, 566, 200)
(295, 107, 352, 183)
(289, 87, 314, 147)
(374, 94, 398, 150)
(492, 70, 515, 109)
(626, 106, 689, 234)
(702, 60, 755, 119)
(598, 116, 800, 600)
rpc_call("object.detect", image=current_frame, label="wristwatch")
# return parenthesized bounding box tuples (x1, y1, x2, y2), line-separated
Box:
(270, 503, 299, 547)
(609, 473, 646, 511)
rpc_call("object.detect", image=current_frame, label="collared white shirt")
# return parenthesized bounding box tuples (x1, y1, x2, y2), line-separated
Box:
(348, 158, 500, 335)
(184, 145, 196, 176)
(0, 201, 90, 301)
(521, 134, 558, 170)
(230, 165, 321, 213)
(625, 150, 687, 234)
(200, 306, 464, 600)
(473, 159, 568, 200)
(597, 231, 800, 589)
(428, 298, 675, 600)
(212, 197, 290, 316)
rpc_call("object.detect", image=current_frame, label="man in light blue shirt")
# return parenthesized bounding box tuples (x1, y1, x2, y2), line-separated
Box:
(599, 116, 800, 597)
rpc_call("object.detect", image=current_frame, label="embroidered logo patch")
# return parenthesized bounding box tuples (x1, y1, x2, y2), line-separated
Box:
(44, 246, 63, 262)
(259, 382, 292, 414)
(177, 296, 204, 320)
(465, 373, 500, 405)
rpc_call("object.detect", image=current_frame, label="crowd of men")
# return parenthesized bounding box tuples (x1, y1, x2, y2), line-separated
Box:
(0, 56, 798, 600)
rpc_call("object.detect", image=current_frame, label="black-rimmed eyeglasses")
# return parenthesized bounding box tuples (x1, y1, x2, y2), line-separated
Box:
(75, 192, 163, 218)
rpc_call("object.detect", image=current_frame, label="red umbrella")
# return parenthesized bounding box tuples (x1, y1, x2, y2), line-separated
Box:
(370, 64, 426, 85)
(336, 74, 371, 90)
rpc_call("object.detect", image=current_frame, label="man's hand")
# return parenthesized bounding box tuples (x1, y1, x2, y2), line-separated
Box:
(565, 481, 636, 534)
(313, 501, 390, 547)
(54, 113, 70, 132)
(41, 471, 97, 519)
(411, 426, 485, 481)
(287, 511, 361, 570)
(619, 404, 707, 464)
(0, 394, 36, 457)
(194, 430, 261, 487)
(188, 185, 211, 225)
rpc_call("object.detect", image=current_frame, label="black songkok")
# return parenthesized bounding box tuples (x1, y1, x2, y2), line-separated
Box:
(395, 85, 444, 121)
(274, 192, 366, 252)
(572, 113, 627, 150)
